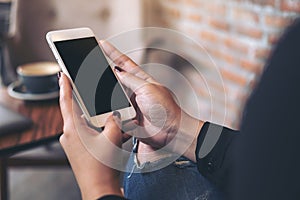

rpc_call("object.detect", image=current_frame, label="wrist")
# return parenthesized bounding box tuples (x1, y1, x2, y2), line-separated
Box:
(81, 180, 123, 200)
(175, 111, 204, 162)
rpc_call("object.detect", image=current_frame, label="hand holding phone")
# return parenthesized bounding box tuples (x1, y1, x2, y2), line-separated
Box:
(46, 28, 136, 127)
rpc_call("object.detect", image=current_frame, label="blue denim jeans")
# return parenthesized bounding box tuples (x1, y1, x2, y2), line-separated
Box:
(123, 141, 222, 200)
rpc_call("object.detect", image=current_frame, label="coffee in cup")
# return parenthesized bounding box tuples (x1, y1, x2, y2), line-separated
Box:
(17, 62, 60, 93)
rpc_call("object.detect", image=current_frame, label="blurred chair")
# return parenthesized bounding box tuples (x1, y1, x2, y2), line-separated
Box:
(2, 0, 57, 84)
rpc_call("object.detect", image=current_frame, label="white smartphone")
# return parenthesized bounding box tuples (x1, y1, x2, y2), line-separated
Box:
(46, 27, 136, 128)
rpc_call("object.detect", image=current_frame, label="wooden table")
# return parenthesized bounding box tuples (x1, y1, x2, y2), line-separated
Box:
(0, 86, 64, 200)
(0, 86, 63, 155)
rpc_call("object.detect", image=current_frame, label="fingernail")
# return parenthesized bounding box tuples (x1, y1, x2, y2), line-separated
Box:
(113, 111, 121, 119)
(58, 72, 63, 87)
(114, 66, 124, 72)
(57, 71, 61, 79)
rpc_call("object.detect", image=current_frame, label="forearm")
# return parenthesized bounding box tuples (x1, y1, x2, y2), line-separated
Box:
(67, 158, 123, 200)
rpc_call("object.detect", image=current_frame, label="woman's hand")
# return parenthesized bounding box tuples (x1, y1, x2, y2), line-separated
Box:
(100, 41, 203, 162)
(101, 41, 181, 148)
(59, 73, 123, 199)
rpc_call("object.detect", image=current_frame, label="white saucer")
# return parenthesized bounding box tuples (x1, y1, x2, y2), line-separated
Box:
(7, 81, 59, 101)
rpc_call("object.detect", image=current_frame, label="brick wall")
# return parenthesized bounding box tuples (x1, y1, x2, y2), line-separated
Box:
(142, 0, 300, 128)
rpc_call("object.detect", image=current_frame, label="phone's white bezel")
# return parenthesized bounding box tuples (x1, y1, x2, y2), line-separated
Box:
(46, 27, 136, 127)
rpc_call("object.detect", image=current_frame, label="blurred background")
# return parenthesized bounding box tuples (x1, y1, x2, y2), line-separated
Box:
(0, 0, 299, 199)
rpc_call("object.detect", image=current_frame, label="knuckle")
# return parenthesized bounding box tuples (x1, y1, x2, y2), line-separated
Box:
(59, 134, 66, 146)
(62, 125, 71, 138)
(119, 54, 128, 62)
(114, 54, 128, 65)
(63, 126, 69, 134)
(145, 83, 157, 91)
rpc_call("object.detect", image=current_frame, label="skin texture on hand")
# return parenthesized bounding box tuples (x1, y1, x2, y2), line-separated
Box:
(59, 73, 123, 199)
(100, 40, 203, 162)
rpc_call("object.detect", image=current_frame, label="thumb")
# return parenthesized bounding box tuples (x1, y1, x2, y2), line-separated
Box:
(102, 111, 122, 146)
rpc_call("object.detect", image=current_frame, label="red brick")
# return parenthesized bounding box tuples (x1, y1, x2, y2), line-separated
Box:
(268, 32, 280, 45)
(206, 45, 239, 65)
(232, 8, 260, 24)
(200, 30, 220, 43)
(227, 93, 248, 113)
(193, 56, 217, 72)
(221, 68, 249, 85)
(205, 3, 227, 16)
(196, 87, 210, 99)
(188, 13, 202, 22)
(216, 51, 236, 64)
(206, 79, 227, 95)
(239, 59, 264, 73)
(281, 0, 300, 12)
(254, 47, 271, 61)
(209, 48, 236, 65)
(223, 36, 249, 54)
(209, 18, 230, 31)
(184, 0, 202, 7)
(264, 15, 293, 28)
(236, 25, 263, 39)
(250, 0, 276, 7)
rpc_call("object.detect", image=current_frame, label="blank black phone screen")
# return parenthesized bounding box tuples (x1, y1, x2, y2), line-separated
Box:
(54, 37, 130, 116)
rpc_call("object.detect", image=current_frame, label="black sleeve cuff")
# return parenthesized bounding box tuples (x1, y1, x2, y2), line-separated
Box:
(195, 122, 239, 190)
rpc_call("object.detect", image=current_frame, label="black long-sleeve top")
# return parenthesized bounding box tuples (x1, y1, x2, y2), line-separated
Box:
(99, 18, 300, 200)
(197, 18, 300, 199)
